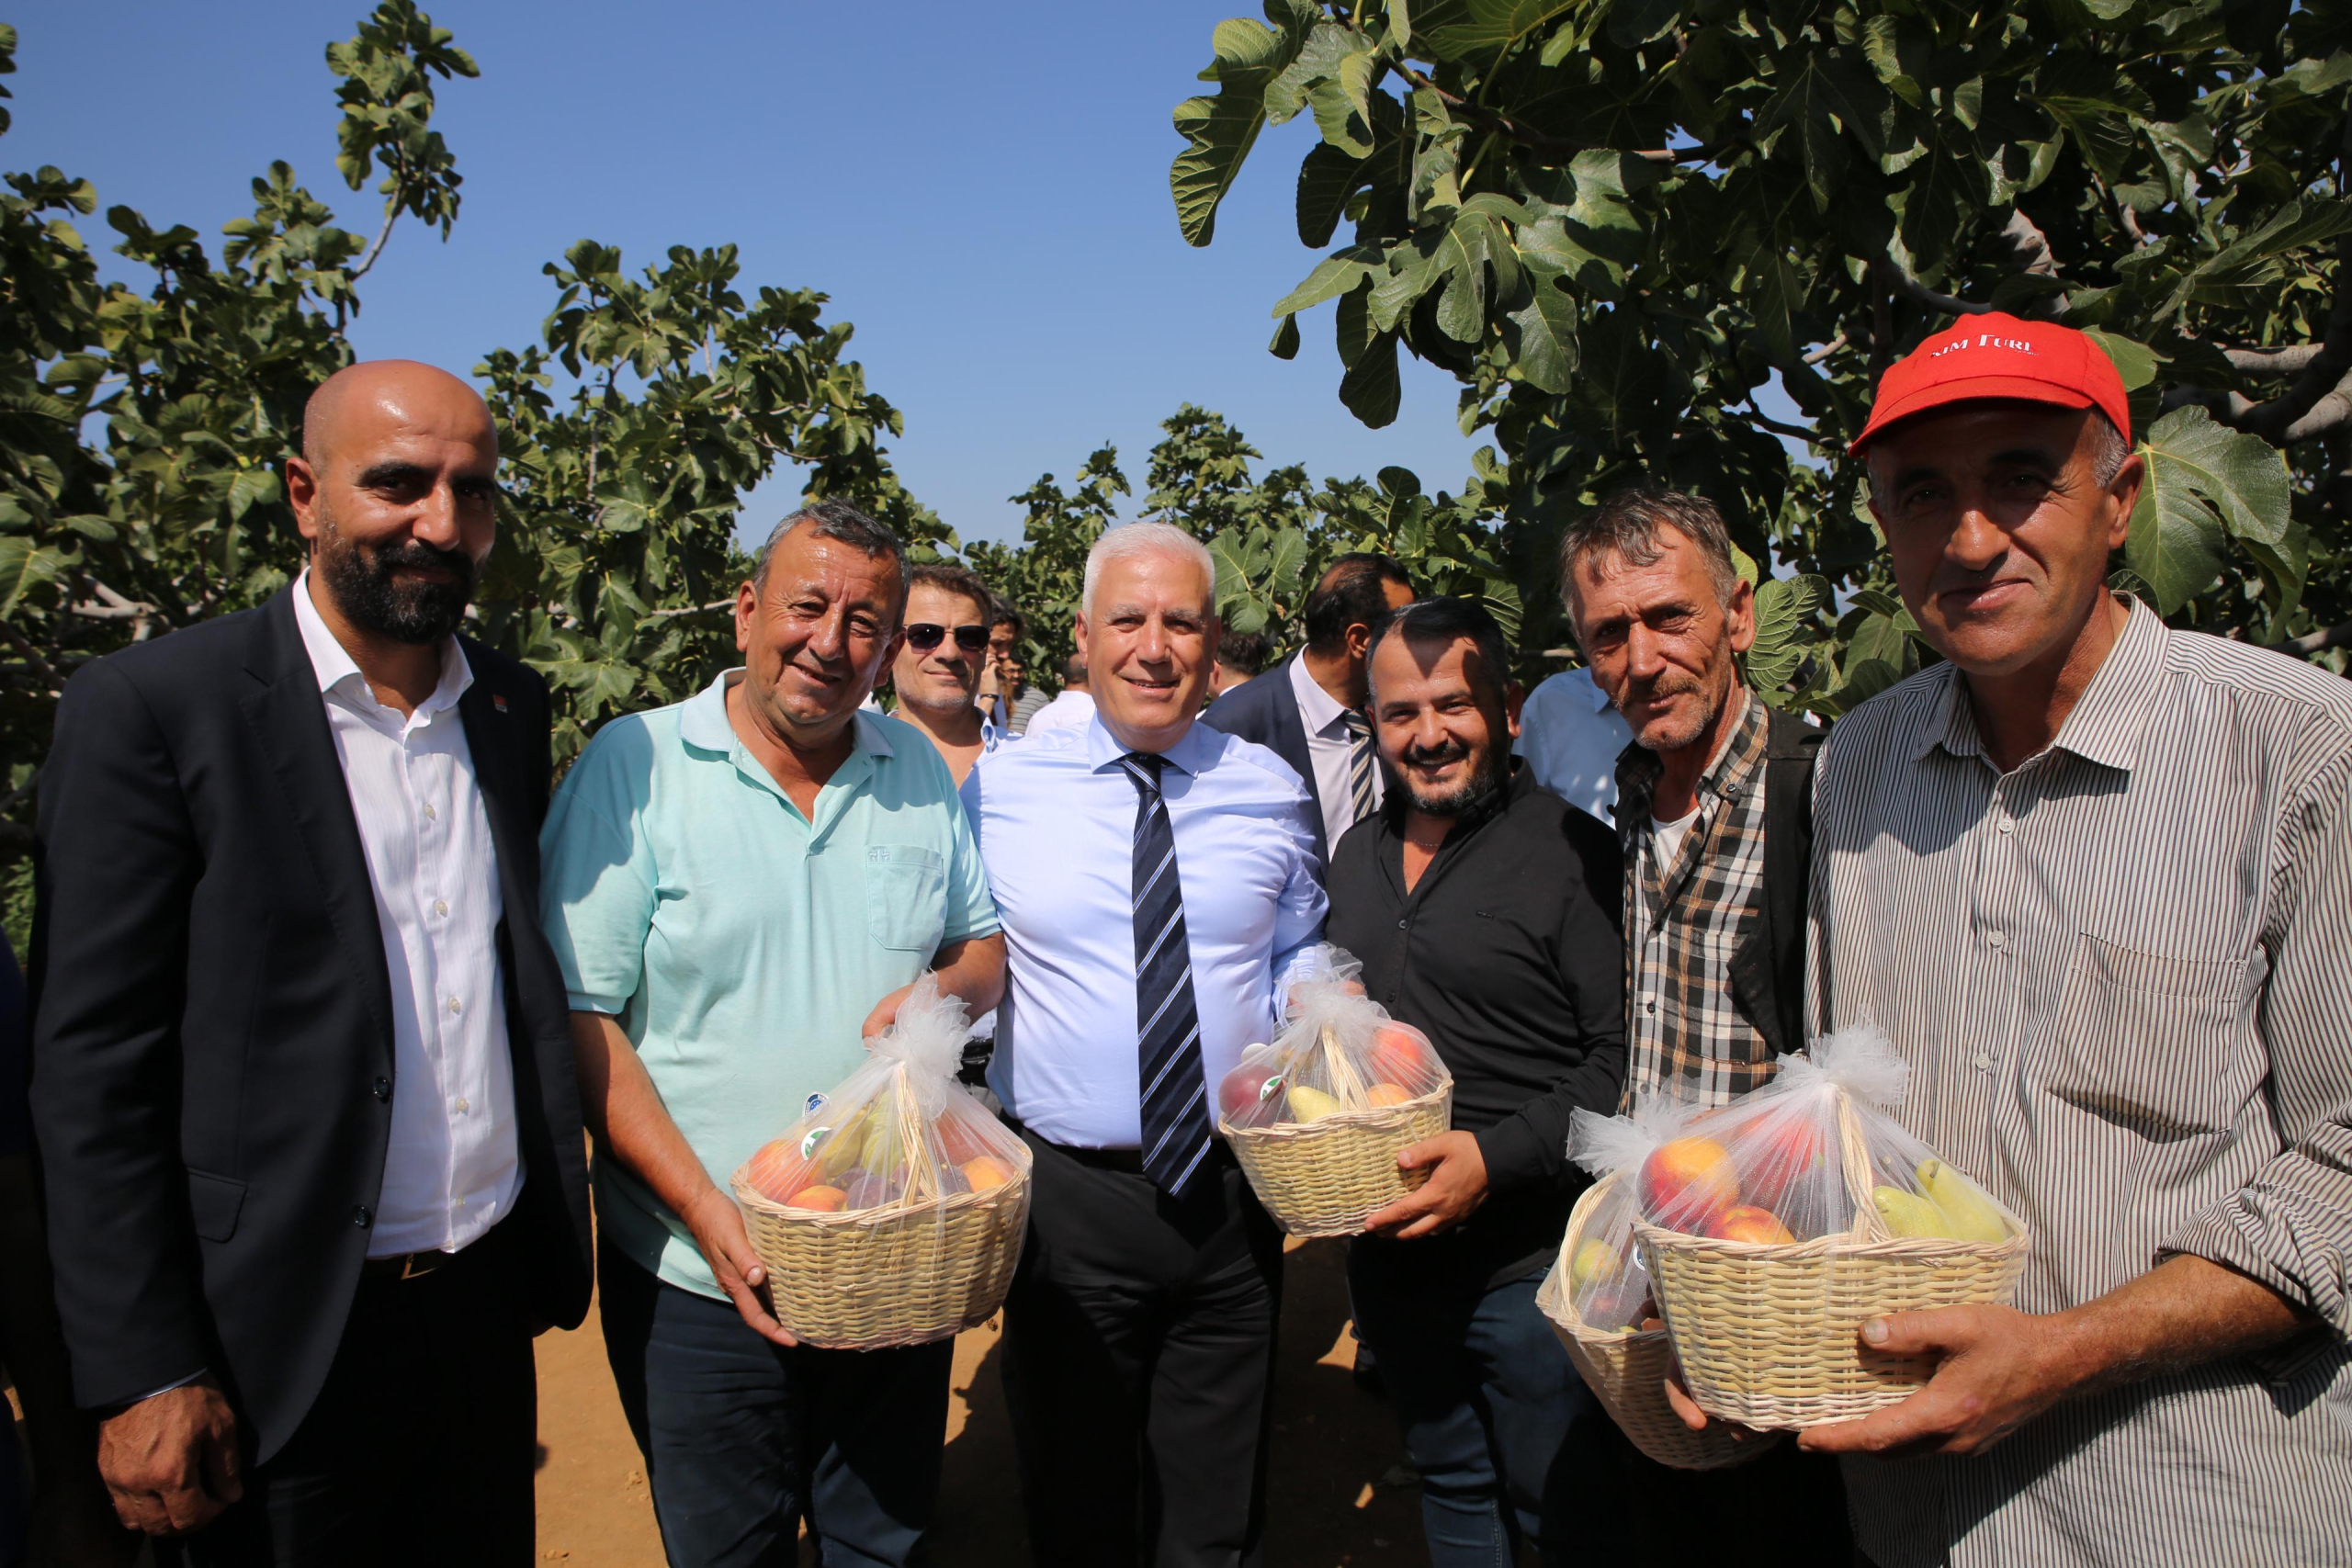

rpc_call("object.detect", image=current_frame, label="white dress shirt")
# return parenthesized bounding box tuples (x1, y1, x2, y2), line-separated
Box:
(293, 572, 520, 1257)
(1020, 687, 1097, 738)
(1289, 653, 1379, 852)
(960, 714, 1329, 1148)
(1512, 668, 1635, 823)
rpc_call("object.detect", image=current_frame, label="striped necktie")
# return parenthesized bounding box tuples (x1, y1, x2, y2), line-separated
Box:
(1341, 710, 1375, 824)
(1119, 751, 1213, 1196)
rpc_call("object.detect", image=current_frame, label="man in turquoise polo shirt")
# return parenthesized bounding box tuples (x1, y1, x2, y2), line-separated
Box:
(539, 501, 1002, 1568)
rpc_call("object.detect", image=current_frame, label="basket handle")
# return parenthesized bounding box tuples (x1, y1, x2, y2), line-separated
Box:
(892, 1072, 941, 1204)
(1317, 1022, 1370, 1107)
(1835, 1091, 1889, 1241)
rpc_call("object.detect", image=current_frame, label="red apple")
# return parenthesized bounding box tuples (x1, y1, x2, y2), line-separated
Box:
(1218, 1061, 1285, 1122)
(1738, 1116, 1827, 1211)
(1640, 1136, 1739, 1231)
(1706, 1204, 1798, 1246)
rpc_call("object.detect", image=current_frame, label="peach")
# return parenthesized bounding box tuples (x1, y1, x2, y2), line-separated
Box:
(1370, 1024, 1434, 1086)
(1640, 1136, 1739, 1230)
(961, 1156, 1014, 1193)
(1707, 1205, 1798, 1246)
(787, 1184, 848, 1212)
(741, 1138, 810, 1202)
(1364, 1082, 1413, 1108)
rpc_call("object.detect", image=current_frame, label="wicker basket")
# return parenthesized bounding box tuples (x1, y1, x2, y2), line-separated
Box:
(1636, 1096, 2029, 1429)
(1222, 1025, 1452, 1237)
(1536, 1173, 1776, 1470)
(731, 1077, 1032, 1350)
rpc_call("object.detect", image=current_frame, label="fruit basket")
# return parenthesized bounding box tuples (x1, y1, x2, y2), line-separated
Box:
(1219, 945, 1452, 1237)
(730, 980, 1031, 1349)
(1537, 1170, 1774, 1470)
(1631, 1027, 2030, 1430)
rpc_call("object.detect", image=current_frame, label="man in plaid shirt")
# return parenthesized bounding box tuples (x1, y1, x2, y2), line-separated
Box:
(1560, 488, 1848, 1562)
(1563, 490, 1824, 1108)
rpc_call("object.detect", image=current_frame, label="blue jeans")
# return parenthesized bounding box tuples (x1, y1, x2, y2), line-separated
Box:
(1348, 1247, 1603, 1568)
(598, 1251, 953, 1568)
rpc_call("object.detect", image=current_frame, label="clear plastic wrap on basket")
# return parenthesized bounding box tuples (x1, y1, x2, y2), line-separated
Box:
(1217, 944, 1453, 1236)
(1632, 1024, 2031, 1430)
(729, 977, 1032, 1349)
(1535, 1099, 1781, 1470)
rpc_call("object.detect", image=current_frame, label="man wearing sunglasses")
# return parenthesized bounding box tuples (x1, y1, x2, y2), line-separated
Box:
(888, 564, 1012, 786)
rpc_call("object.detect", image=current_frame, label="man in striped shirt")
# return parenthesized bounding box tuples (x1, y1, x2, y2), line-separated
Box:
(1796, 314, 2352, 1564)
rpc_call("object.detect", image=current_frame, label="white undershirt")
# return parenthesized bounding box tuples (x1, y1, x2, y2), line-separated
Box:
(294, 571, 521, 1257)
(1650, 806, 1702, 870)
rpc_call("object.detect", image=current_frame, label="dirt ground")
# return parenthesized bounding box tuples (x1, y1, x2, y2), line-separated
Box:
(530, 1236, 1429, 1566)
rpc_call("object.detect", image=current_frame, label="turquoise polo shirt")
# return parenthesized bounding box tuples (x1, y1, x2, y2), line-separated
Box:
(538, 670, 999, 1301)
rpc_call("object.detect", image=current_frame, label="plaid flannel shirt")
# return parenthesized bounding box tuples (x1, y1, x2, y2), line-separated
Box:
(1616, 688, 1780, 1109)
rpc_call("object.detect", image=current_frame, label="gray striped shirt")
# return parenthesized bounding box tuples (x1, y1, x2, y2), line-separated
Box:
(1808, 599, 2352, 1568)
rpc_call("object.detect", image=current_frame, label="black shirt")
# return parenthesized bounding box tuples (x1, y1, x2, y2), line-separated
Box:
(1326, 768, 1626, 1285)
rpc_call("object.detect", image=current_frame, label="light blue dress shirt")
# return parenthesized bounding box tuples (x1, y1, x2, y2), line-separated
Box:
(959, 715, 1328, 1149)
(539, 671, 999, 1300)
(1512, 668, 1634, 824)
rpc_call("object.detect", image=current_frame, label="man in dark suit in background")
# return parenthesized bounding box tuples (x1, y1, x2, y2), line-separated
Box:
(31, 361, 593, 1566)
(1203, 553, 1413, 864)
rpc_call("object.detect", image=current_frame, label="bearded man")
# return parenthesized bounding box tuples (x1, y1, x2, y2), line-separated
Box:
(1321, 597, 1625, 1567)
(30, 361, 594, 1566)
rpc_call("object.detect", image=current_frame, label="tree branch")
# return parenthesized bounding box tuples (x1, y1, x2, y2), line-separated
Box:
(0, 621, 62, 695)
(1803, 333, 1848, 366)
(2271, 619, 2352, 656)
(1385, 57, 1713, 165)
(2222, 344, 2328, 375)
(1883, 260, 1997, 318)
(639, 598, 736, 623)
(1742, 399, 1838, 449)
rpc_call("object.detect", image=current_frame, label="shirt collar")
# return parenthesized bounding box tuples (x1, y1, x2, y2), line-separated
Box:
(1570, 667, 1612, 712)
(1910, 594, 2164, 774)
(1287, 651, 1352, 738)
(291, 567, 471, 714)
(680, 669, 897, 761)
(1086, 710, 1217, 777)
(1615, 686, 1769, 819)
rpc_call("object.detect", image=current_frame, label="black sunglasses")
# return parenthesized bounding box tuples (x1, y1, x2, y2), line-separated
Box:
(905, 622, 990, 653)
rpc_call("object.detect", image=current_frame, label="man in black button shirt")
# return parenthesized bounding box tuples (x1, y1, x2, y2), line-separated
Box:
(1325, 596, 1625, 1567)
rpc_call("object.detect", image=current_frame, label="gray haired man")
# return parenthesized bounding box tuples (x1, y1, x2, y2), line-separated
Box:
(1559, 488, 1848, 1562)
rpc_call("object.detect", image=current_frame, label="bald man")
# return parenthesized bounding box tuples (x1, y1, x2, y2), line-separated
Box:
(31, 361, 593, 1566)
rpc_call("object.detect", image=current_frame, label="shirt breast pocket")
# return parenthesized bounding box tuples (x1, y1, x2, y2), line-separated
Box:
(865, 844, 948, 953)
(2031, 932, 2253, 1138)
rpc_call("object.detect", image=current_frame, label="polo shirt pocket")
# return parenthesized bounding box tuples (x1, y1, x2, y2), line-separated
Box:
(865, 844, 948, 953)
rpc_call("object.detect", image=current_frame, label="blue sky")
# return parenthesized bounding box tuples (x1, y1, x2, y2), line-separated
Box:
(4, 2, 1488, 548)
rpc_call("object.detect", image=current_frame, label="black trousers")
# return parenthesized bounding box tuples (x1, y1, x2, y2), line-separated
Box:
(1000, 1134, 1284, 1568)
(160, 1223, 537, 1568)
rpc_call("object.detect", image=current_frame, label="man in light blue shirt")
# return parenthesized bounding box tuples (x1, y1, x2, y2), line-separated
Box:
(959, 521, 1325, 1566)
(1511, 665, 1634, 823)
(539, 502, 1002, 1568)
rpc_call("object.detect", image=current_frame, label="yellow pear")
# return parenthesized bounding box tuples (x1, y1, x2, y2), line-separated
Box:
(1871, 1185, 1951, 1239)
(1917, 1159, 2009, 1243)
(1284, 1084, 1345, 1123)
(1568, 1238, 1619, 1294)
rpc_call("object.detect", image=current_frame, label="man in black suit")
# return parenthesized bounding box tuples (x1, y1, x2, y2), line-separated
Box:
(1202, 552, 1413, 864)
(31, 360, 593, 1566)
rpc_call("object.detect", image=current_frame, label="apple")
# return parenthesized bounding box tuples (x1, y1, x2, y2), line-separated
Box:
(1640, 1136, 1739, 1231)
(1707, 1204, 1798, 1245)
(1568, 1237, 1620, 1295)
(1738, 1116, 1827, 1211)
(1218, 1060, 1284, 1122)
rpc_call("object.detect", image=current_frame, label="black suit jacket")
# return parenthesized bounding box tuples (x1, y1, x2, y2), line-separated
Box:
(29, 587, 593, 1462)
(1203, 651, 1327, 862)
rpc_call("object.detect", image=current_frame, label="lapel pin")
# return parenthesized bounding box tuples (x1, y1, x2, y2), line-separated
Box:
(492, 694, 509, 713)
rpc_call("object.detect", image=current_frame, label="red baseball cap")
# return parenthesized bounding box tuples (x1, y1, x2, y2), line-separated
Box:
(1851, 312, 2131, 455)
